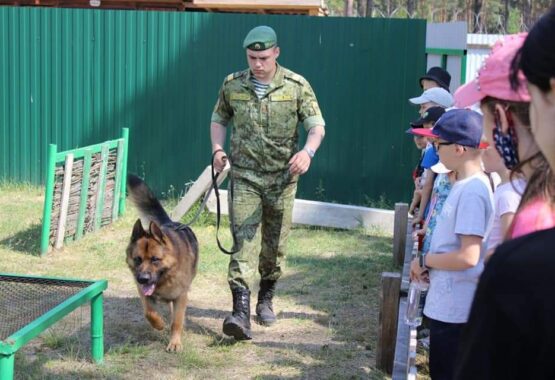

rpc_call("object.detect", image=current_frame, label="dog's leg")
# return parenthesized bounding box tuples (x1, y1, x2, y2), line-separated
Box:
(166, 293, 188, 352)
(139, 293, 165, 331)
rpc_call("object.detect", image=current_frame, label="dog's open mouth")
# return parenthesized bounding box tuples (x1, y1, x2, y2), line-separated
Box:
(141, 283, 156, 296)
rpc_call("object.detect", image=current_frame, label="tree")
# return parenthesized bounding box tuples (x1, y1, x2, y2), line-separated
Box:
(407, 0, 416, 17)
(323, 0, 552, 33)
(344, 0, 354, 16)
(366, 0, 374, 17)
(472, 0, 484, 32)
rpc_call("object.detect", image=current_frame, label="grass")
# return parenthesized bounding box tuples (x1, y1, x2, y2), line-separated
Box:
(0, 183, 400, 379)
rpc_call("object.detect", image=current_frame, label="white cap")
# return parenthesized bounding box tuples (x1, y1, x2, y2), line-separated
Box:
(409, 87, 454, 108)
(431, 161, 452, 174)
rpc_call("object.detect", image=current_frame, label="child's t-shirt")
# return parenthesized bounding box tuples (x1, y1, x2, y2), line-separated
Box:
(423, 172, 494, 324)
(422, 173, 453, 254)
(509, 196, 555, 239)
(487, 178, 526, 251)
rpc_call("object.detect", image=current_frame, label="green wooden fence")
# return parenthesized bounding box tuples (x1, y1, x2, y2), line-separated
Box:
(40, 128, 129, 255)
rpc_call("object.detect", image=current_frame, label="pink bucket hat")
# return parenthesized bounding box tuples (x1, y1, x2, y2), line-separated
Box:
(455, 33, 530, 108)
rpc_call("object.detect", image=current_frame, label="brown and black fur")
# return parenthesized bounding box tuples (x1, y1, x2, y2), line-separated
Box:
(126, 174, 198, 352)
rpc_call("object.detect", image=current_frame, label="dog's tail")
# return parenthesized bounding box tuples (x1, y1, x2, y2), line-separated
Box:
(127, 174, 172, 226)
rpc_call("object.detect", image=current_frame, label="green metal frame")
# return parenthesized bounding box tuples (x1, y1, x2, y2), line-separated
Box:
(425, 47, 467, 84)
(40, 128, 129, 255)
(0, 274, 108, 380)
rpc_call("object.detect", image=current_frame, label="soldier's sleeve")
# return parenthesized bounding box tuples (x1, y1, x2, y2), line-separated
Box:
(211, 79, 233, 126)
(297, 79, 325, 132)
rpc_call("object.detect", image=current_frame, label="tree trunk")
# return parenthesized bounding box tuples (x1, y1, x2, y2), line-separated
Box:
(366, 0, 373, 17)
(357, 0, 366, 17)
(344, 0, 354, 16)
(472, 0, 484, 32)
(521, 0, 533, 29)
(503, 0, 509, 32)
(407, 0, 416, 17)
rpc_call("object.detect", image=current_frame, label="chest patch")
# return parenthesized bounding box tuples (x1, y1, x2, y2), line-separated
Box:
(230, 93, 251, 101)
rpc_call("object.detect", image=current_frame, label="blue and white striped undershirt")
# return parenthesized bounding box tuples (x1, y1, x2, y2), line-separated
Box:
(250, 76, 270, 99)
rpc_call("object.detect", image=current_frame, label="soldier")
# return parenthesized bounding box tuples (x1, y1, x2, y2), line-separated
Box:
(210, 25, 326, 340)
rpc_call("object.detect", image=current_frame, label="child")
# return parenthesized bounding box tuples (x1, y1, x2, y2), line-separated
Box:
(406, 107, 446, 216)
(410, 109, 494, 380)
(409, 87, 454, 116)
(420, 66, 452, 92)
(481, 143, 526, 258)
(454, 12, 555, 378)
(417, 161, 456, 255)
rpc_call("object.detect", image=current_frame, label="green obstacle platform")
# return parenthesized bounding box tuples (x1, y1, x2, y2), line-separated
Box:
(0, 274, 108, 379)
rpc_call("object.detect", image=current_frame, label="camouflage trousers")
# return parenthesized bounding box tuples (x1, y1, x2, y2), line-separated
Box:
(227, 168, 298, 291)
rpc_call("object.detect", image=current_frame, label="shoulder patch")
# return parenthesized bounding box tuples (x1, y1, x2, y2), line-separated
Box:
(225, 70, 246, 83)
(283, 70, 305, 85)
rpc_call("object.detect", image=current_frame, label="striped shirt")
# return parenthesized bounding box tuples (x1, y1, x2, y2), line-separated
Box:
(250, 76, 270, 99)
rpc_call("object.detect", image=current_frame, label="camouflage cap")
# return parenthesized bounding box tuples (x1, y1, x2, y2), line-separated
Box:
(243, 25, 277, 51)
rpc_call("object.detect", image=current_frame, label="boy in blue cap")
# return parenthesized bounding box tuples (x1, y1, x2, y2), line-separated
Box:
(410, 109, 494, 379)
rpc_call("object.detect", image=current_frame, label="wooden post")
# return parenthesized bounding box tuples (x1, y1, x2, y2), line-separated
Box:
(170, 163, 230, 221)
(376, 272, 401, 374)
(393, 203, 409, 266)
(54, 153, 74, 249)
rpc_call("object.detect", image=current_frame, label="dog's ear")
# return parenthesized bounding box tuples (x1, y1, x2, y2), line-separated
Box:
(131, 219, 146, 242)
(149, 221, 166, 245)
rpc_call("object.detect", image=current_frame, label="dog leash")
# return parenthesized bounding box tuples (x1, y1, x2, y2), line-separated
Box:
(178, 150, 239, 255)
(210, 149, 240, 255)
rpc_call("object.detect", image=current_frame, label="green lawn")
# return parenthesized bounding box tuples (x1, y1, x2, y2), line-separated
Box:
(0, 182, 397, 379)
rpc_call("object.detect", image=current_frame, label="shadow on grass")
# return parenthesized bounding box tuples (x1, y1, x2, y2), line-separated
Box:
(0, 223, 42, 256)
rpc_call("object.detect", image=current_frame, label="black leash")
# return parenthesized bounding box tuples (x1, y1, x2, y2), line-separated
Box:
(210, 149, 239, 255)
(177, 150, 239, 255)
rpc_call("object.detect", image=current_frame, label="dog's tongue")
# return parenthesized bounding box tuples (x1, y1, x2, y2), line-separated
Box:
(141, 284, 156, 296)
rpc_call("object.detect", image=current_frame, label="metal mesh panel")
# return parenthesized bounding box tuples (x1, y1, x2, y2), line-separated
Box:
(0, 276, 92, 341)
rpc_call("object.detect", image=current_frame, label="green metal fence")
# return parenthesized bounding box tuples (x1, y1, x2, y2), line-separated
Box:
(0, 8, 426, 207)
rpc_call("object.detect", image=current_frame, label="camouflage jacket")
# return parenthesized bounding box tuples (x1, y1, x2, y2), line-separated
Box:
(211, 65, 325, 173)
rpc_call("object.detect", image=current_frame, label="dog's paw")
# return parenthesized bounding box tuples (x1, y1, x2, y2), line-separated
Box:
(166, 337, 183, 352)
(147, 314, 165, 330)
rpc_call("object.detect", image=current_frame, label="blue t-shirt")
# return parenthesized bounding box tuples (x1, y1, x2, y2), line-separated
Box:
(421, 144, 440, 169)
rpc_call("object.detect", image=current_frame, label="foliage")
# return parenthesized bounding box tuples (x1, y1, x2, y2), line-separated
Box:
(326, 0, 554, 34)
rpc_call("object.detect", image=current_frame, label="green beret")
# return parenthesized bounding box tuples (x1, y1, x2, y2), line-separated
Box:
(243, 25, 277, 51)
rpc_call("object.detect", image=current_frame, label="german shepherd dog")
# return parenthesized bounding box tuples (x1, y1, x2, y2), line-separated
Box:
(126, 174, 199, 352)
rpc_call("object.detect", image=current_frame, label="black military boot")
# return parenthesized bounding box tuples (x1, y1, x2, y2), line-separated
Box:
(256, 280, 277, 326)
(223, 288, 252, 340)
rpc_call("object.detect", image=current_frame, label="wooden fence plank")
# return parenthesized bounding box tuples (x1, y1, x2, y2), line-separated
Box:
(170, 163, 230, 221)
(376, 271, 401, 374)
(393, 203, 409, 266)
(54, 153, 74, 249)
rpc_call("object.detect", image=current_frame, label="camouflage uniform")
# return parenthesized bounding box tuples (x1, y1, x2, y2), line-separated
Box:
(211, 64, 325, 290)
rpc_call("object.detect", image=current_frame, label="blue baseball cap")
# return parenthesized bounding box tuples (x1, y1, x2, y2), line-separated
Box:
(431, 109, 484, 148)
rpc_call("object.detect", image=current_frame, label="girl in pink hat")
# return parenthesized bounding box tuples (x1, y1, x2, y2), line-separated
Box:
(455, 7, 555, 379)
(455, 32, 555, 243)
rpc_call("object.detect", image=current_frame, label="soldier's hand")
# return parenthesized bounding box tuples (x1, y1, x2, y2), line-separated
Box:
(213, 150, 228, 173)
(288, 150, 311, 175)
